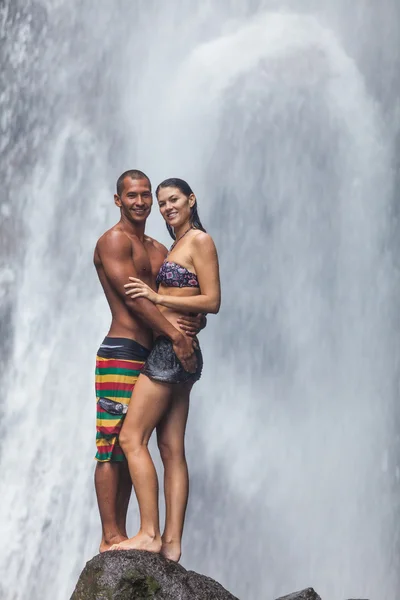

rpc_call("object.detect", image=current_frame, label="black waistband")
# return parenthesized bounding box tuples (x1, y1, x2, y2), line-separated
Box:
(97, 337, 150, 361)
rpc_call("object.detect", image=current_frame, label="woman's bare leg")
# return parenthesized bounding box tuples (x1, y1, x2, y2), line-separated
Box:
(157, 382, 192, 562)
(112, 374, 172, 551)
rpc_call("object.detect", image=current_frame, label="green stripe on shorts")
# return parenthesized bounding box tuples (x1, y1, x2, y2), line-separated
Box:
(96, 389, 132, 398)
(95, 367, 142, 377)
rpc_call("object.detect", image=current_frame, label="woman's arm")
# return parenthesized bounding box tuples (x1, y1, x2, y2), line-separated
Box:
(125, 233, 221, 314)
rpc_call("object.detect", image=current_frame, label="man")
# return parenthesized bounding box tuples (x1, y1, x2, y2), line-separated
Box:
(93, 169, 201, 552)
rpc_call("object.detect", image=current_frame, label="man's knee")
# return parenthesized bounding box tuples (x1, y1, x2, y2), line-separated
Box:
(95, 460, 115, 474)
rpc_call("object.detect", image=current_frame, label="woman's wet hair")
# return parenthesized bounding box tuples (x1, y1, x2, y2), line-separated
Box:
(156, 177, 206, 240)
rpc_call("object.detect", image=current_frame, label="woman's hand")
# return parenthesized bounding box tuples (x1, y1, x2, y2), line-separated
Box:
(124, 277, 160, 304)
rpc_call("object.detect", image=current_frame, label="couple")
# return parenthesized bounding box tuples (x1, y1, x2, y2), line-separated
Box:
(93, 169, 221, 562)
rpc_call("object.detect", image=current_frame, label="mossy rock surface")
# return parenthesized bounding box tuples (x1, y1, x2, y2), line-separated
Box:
(70, 550, 239, 600)
(276, 589, 321, 600)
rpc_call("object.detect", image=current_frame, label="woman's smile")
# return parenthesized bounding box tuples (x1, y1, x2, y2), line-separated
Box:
(166, 210, 179, 221)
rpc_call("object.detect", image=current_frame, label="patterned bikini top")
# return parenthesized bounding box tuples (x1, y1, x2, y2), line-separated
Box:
(156, 261, 199, 288)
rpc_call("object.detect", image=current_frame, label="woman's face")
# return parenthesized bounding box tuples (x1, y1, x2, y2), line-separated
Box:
(157, 186, 195, 228)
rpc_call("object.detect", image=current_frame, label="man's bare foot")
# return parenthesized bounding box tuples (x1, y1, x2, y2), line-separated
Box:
(160, 540, 181, 562)
(99, 534, 128, 553)
(110, 532, 162, 553)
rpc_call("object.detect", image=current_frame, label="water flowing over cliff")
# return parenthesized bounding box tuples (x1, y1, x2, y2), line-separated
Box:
(0, 1, 399, 599)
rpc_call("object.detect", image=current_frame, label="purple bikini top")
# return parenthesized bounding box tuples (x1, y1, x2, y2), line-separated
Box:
(156, 261, 199, 288)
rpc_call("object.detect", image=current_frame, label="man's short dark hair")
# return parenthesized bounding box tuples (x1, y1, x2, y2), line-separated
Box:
(116, 170, 151, 196)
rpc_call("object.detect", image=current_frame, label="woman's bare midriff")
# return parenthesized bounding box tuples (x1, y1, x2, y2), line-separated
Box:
(157, 285, 201, 331)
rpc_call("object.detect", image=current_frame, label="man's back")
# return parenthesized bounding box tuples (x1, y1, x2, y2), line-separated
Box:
(94, 223, 167, 348)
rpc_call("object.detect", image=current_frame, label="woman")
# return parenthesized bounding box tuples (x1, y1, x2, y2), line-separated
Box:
(110, 178, 221, 561)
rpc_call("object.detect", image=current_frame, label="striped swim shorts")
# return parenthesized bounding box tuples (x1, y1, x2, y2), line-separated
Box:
(95, 336, 150, 462)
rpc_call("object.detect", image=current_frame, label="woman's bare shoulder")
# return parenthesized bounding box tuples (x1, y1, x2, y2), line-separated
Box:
(191, 230, 217, 252)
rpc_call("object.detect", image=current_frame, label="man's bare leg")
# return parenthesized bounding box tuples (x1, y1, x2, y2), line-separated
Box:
(115, 459, 132, 538)
(110, 375, 172, 552)
(95, 461, 130, 552)
(157, 383, 191, 562)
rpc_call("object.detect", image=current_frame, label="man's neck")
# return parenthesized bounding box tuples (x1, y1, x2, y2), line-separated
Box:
(118, 215, 146, 241)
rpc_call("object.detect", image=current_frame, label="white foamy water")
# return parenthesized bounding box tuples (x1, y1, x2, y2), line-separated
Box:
(0, 2, 399, 599)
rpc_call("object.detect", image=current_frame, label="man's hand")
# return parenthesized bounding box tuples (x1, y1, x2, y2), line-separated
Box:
(177, 314, 207, 338)
(172, 333, 197, 373)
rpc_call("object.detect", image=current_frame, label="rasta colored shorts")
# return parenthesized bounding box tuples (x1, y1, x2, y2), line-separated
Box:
(95, 337, 150, 462)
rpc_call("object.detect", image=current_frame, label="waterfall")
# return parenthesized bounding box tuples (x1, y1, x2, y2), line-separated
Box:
(1, 2, 399, 599)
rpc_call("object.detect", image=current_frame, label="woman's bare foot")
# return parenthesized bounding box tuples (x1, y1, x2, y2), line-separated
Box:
(160, 540, 181, 562)
(110, 532, 162, 553)
(99, 534, 128, 553)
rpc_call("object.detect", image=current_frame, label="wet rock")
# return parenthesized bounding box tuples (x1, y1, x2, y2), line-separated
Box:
(70, 550, 239, 600)
(275, 589, 321, 600)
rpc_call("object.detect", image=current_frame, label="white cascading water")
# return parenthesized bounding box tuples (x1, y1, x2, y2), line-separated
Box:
(1, 2, 399, 599)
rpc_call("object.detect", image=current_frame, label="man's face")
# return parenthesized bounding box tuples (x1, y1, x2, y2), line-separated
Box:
(114, 177, 153, 224)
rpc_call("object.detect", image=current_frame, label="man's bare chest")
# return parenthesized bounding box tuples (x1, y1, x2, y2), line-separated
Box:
(131, 242, 164, 283)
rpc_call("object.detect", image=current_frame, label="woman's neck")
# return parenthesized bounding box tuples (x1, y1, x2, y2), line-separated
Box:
(174, 221, 192, 241)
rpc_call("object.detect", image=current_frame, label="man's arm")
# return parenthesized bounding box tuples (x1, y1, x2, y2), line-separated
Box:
(177, 313, 207, 337)
(97, 231, 196, 371)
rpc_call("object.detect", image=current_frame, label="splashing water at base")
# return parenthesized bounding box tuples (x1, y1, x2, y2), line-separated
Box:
(0, 2, 399, 599)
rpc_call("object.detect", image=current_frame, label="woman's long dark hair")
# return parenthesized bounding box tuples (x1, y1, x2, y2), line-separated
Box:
(156, 177, 206, 240)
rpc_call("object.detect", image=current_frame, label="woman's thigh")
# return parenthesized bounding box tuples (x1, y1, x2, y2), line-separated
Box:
(120, 374, 173, 446)
(156, 382, 193, 457)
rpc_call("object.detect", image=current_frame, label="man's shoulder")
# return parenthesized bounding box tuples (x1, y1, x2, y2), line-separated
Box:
(96, 225, 132, 254)
(145, 235, 168, 256)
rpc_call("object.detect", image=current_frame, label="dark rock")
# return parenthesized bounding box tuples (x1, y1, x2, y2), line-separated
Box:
(275, 589, 321, 600)
(70, 550, 239, 600)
